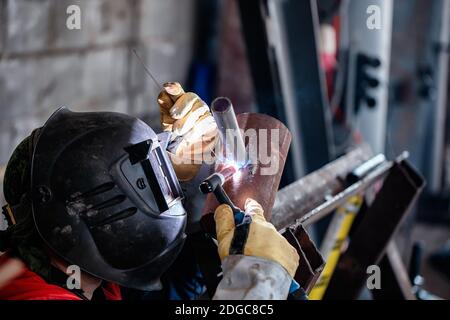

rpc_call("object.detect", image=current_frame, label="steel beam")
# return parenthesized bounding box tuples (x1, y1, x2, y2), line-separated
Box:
(323, 159, 425, 299)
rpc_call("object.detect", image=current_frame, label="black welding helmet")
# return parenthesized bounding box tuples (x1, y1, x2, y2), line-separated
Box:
(29, 107, 186, 290)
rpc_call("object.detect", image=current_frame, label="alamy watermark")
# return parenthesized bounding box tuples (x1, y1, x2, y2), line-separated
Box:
(66, 265, 81, 290)
(66, 5, 81, 30)
(65, 263, 382, 292)
(169, 128, 283, 176)
(366, 265, 381, 290)
(366, 5, 382, 30)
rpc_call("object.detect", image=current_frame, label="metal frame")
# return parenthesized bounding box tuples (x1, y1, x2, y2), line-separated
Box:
(345, 0, 393, 154)
(323, 158, 424, 299)
(269, 147, 424, 298)
(428, 0, 450, 193)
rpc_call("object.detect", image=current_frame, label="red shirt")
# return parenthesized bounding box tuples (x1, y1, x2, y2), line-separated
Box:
(0, 254, 121, 300)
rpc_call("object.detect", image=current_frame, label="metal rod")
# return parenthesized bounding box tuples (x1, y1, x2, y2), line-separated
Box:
(271, 145, 373, 230)
(132, 49, 163, 91)
(211, 97, 247, 167)
(297, 161, 391, 228)
(347, 153, 386, 184)
(278, 151, 409, 232)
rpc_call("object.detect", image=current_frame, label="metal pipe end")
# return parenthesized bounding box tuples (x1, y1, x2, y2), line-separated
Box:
(211, 97, 233, 113)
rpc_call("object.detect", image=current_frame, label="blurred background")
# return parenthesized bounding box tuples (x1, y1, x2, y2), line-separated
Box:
(0, 0, 449, 299)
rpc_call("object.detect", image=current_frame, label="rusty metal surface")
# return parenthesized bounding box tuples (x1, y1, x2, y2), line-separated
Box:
(202, 113, 291, 222)
(271, 145, 373, 230)
(283, 225, 325, 292)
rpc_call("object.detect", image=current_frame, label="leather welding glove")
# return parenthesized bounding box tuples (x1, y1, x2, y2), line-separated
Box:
(213, 199, 300, 300)
(158, 82, 218, 182)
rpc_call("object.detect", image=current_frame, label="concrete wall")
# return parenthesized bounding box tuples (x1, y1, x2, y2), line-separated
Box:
(0, 0, 195, 205)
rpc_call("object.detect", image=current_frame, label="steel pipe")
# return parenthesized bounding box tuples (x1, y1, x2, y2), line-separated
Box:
(211, 97, 247, 167)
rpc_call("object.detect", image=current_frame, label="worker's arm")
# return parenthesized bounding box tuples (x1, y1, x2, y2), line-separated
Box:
(213, 199, 300, 300)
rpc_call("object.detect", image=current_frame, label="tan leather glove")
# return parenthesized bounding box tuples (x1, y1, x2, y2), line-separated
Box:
(214, 198, 300, 278)
(158, 82, 217, 181)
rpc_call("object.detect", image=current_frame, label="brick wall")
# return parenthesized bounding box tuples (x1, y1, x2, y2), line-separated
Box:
(0, 0, 195, 211)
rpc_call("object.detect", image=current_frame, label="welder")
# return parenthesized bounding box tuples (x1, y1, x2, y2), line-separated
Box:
(0, 83, 299, 300)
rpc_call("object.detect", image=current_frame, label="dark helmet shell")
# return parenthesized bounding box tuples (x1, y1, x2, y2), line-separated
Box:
(30, 107, 186, 290)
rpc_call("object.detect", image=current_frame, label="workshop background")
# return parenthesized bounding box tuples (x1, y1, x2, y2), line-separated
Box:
(1, 0, 449, 299)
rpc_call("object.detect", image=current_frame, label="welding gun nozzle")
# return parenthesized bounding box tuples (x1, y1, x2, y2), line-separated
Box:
(199, 164, 242, 214)
(199, 165, 237, 194)
(199, 173, 225, 194)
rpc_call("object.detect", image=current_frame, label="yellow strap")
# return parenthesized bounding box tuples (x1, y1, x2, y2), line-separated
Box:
(309, 195, 363, 300)
(5, 204, 17, 225)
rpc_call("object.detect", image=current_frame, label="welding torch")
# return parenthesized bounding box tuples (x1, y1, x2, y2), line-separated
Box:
(200, 165, 238, 211)
(199, 165, 252, 226)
